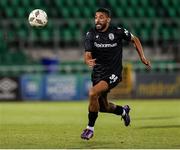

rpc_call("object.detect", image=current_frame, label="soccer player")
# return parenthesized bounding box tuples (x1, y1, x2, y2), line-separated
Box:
(81, 8, 151, 140)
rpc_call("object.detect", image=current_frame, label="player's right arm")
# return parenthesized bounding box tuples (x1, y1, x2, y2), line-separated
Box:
(84, 52, 96, 68)
(84, 30, 96, 68)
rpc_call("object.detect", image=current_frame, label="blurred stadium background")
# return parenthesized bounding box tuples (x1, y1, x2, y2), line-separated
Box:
(0, 0, 180, 149)
(0, 0, 179, 100)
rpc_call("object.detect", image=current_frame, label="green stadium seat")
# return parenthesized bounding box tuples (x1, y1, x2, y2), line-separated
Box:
(146, 7, 156, 18)
(73, 30, 81, 41)
(129, 0, 139, 7)
(16, 7, 26, 18)
(126, 9, 135, 18)
(82, 23, 93, 33)
(31, 0, 43, 7)
(140, 28, 150, 42)
(60, 8, 71, 18)
(3, 52, 13, 65)
(67, 20, 77, 30)
(13, 21, 28, 39)
(168, 8, 177, 17)
(40, 30, 52, 42)
(48, 8, 58, 18)
(0, 0, 9, 8)
(76, 0, 85, 6)
(0, 38, 8, 54)
(54, 0, 66, 7)
(161, 0, 170, 7)
(0, 0, 179, 56)
(6, 7, 14, 18)
(139, 0, 149, 7)
(6, 30, 16, 42)
(10, 0, 20, 7)
(171, 0, 180, 6)
(0, 31, 3, 40)
(71, 7, 81, 18)
(60, 29, 72, 41)
(64, 0, 75, 7)
(10, 51, 27, 65)
(20, 0, 31, 7)
(83, 8, 93, 18)
(136, 8, 145, 17)
(118, 0, 128, 7)
(172, 28, 179, 40)
(115, 9, 125, 17)
(86, 0, 97, 7)
(108, 0, 117, 7)
(140, 21, 153, 41)
(18, 29, 28, 40)
(159, 28, 171, 40)
(29, 30, 38, 42)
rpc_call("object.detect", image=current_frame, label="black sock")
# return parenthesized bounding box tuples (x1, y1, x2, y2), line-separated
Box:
(88, 112, 98, 127)
(113, 105, 123, 115)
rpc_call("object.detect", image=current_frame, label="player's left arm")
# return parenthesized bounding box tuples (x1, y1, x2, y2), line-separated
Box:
(131, 34, 151, 70)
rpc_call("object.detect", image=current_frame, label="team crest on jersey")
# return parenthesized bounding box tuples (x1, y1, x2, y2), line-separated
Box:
(96, 35, 99, 39)
(108, 33, 114, 40)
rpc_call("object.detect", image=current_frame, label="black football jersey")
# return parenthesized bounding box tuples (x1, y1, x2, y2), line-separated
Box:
(84, 25, 132, 84)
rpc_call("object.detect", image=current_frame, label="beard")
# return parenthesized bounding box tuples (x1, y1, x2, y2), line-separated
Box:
(95, 23, 107, 31)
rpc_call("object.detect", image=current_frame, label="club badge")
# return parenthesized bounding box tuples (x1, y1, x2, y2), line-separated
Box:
(109, 33, 114, 40)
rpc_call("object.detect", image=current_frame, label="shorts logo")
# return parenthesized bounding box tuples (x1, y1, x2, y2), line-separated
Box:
(108, 33, 114, 40)
(109, 74, 118, 84)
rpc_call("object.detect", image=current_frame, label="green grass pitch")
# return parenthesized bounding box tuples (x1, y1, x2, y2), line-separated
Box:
(0, 99, 180, 149)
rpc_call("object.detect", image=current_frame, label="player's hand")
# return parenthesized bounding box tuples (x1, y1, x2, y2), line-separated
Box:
(141, 56, 151, 70)
(86, 59, 96, 68)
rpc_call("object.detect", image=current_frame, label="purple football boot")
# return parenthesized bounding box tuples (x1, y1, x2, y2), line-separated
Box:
(81, 129, 94, 140)
(121, 105, 131, 126)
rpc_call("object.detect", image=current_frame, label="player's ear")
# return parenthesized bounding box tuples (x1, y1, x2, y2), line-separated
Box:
(107, 17, 111, 23)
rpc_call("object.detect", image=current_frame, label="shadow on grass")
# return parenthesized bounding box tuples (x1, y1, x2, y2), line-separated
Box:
(134, 116, 179, 120)
(136, 125, 180, 129)
(78, 140, 124, 149)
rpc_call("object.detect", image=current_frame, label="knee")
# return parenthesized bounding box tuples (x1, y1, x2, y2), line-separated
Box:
(89, 88, 98, 99)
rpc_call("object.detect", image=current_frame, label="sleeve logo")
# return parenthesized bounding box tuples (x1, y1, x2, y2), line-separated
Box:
(124, 29, 129, 36)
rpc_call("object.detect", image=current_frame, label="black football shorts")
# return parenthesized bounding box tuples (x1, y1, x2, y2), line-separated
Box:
(92, 72, 122, 91)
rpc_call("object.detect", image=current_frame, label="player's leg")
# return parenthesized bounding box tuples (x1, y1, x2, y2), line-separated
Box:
(98, 92, 117, 113)
(98, 92, 124, 114)
(98, 86, 131, 126)
(81, 80, 109, 140)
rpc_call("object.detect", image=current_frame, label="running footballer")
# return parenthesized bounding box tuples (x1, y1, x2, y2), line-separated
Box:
(81, 8, 151, 140)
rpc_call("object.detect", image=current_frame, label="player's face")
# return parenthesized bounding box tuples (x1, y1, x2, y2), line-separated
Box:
(95, 12, 110, 31)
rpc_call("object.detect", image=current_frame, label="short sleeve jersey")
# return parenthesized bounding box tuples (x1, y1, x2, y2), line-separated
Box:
(84, 26, 132, 83)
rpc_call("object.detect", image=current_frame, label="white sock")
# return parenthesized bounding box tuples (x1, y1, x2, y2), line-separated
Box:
(87, 125, 94, 131)
(122, 109, 126, 116)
